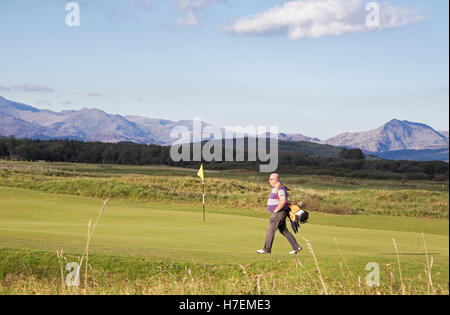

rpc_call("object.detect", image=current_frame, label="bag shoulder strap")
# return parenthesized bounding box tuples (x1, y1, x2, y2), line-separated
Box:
(275, 183, 287, 200)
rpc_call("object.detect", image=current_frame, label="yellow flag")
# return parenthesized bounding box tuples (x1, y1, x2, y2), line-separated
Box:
(197, 164, 204, 181)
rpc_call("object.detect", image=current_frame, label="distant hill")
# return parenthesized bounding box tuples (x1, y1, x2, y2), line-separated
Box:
(324, 119, 449, 153)
(196, 137, 344, 160)
(376, 148, 449, 162)
(279, 140, 343, 158)
(0, 110, 51, 139)
(0, 95, 319, 147)
(0, 96, 211, 145)
(278, 133, 321, 143)
(439, 130, 449, 139)
(124, 115, 217, 145)
(1, 96, 448, 162)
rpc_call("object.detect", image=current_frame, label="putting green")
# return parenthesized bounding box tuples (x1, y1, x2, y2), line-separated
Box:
(0, 186, 448, 268)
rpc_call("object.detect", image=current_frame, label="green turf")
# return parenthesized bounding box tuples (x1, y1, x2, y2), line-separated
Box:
(0, 187, 447, 266)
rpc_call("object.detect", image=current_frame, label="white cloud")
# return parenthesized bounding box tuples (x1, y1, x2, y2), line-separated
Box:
(105, 0, 225, 27)
(226, 0, 424, 40)
(176, 0, 227, 27)
(178, 0, 210, 11)
(12, 85, 54, 92)
(177, 10, 199, 26)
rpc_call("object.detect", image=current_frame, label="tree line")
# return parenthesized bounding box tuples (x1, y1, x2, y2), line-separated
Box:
(0, 136, 448, 181)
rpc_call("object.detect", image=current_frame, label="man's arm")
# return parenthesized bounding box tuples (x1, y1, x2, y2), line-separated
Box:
(274, 195, 287, 213)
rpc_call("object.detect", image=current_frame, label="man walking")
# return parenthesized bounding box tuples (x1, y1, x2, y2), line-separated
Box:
(256, 173, 302, 255)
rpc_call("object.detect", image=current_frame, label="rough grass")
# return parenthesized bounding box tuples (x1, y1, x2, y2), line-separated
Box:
(1, 248, 448, 295)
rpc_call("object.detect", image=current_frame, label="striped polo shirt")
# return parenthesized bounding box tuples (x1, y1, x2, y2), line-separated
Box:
(267, 183, 289, 213)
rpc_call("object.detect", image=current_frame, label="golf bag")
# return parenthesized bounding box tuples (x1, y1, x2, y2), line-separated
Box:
(275, 184, 310, 233)
(288, 204, 309, 234)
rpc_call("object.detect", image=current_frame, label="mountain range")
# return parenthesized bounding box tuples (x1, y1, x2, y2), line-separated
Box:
(0, 95, 448, 162)
(324, 119, 448, 152)
(324, 119, 449, 161)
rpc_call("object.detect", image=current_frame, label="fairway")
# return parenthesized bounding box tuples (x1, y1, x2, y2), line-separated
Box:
(1, 186, 448, 271)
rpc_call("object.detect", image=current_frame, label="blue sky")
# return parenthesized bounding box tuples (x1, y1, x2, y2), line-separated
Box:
(0, 0, 448, 139)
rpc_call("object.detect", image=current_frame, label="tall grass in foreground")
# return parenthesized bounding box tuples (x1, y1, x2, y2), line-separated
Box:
(1, 253, 446, 295)
(55, 199, 109, 295)
(1, 232, 446, 295)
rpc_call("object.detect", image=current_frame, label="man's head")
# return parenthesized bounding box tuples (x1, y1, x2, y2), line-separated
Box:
(268, 173, 280, 187)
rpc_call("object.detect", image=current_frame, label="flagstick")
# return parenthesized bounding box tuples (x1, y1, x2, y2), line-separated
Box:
(197, 163, 206, 223)
(202, 179, 206, 223)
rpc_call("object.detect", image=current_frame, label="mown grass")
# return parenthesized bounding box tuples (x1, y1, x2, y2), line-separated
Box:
(0, 161, 448, 218)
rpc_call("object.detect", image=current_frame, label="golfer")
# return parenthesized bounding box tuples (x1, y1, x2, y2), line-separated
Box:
(256, 173, 302, 255)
